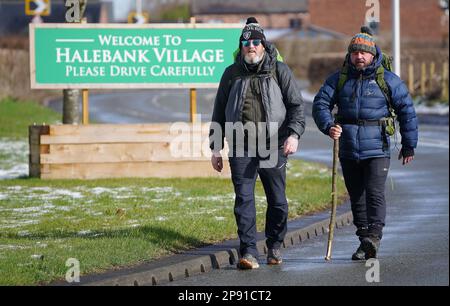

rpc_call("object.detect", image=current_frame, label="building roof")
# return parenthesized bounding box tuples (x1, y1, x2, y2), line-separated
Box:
(192, 0, 308, 15)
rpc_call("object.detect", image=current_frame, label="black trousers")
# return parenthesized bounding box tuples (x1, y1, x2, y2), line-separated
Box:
(340, 157, 390, 239)
(229, 149, 288, 257)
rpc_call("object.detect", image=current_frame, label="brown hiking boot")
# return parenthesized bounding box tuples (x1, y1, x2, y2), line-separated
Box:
(237, 253, 260, 269)
(267, 248, 283, 265)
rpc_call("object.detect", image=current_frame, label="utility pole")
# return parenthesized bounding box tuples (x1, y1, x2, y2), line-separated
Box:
(62, 0, 87, 124)
(392, 0, 401, 77)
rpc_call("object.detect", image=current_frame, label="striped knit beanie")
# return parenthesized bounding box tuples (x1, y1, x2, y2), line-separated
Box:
(348, 26, 376, 56)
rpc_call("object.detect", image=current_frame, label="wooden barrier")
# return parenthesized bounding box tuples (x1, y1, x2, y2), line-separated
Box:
(29, 123, 230, 179)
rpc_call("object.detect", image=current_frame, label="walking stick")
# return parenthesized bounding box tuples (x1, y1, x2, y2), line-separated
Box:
(325, 137, 339, 261)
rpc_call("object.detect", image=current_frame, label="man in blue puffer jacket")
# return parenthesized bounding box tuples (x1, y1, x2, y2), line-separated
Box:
(312, 26, 418, 260)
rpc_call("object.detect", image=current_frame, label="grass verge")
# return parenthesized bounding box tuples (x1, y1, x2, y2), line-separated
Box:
(0, 97, 60, 139)
(0, 98, 347, 285)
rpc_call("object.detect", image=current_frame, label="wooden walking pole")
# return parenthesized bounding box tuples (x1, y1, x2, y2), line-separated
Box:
(325, 137, 339, 261)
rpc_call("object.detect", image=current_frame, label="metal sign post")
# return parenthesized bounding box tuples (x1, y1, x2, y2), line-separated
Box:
(393, 0, 401, 77)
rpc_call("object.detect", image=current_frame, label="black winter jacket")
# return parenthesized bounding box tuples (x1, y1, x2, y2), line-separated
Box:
(209, 42, 305, 151)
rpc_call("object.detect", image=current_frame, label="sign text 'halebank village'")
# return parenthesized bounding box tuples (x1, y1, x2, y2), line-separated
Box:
(30, 24, 242, 89)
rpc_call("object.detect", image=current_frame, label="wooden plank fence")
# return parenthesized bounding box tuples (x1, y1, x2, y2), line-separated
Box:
(29, 123, 230, 179)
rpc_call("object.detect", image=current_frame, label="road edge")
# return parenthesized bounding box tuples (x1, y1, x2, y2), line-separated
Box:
(64, 210, 353, 286)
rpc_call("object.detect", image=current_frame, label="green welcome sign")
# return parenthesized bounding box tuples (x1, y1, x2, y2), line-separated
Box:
(30, 24, 242, 89)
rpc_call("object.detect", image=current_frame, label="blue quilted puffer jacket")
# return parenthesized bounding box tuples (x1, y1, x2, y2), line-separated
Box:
(312, 46, 418, 160)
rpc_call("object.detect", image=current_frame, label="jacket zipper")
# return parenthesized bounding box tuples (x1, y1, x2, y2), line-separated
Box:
(260, 76, 269, 124)
(356, 73, 363, 159)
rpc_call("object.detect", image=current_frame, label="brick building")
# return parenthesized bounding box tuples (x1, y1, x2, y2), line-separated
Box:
(191, 0, 310, 29)
(309, 0, 449, 44)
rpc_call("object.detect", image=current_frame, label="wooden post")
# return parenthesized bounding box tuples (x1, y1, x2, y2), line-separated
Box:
(421, 62, 426, 96)
(443, 61, 449, 101)
(430, 61, 435, 91)
(81, 17, 89, 125)
(190, 16, 197, 123)
(29, 125, 50, 178)
(190, 88, 197, 123)
(430, 61, 435, 80)
(408, 63, 414, 95)
(82, 88, 89, 124)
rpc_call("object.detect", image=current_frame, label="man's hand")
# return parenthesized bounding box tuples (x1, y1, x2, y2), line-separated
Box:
(211, 151, 223, 172)
(329, 124, 342, 140)
(398, 148, 414, 165)
(283, 135, 299, 156)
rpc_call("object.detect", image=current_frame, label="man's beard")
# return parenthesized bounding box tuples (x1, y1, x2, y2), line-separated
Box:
(355, 63, 367, 71)
(244, 52, 263, 64)
(354, 58, 373, 71)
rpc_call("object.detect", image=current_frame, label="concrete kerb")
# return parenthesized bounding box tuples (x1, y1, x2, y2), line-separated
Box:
(76, 210, 353, 286)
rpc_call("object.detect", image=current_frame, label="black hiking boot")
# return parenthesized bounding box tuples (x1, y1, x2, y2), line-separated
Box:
(361, 237, 381, 259)
(352, 227, 369, 260)
(351, 244, 366, 260)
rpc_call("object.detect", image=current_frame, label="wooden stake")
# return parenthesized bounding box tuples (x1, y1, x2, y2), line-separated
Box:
(82, 89, 89, 124)
(190, 88, 197, 123)
(421, 62, 426, 96)
(190, 17, 197, 123)
(408, 63, 414, 94)
(443, 62, 449, 101)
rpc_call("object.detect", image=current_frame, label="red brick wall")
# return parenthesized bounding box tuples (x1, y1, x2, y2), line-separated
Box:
(193, 13, 310, 29)
(309, 0, 448, 43)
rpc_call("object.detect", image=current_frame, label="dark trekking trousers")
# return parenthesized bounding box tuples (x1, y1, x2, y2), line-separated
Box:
(340, 157, 390, 239)
(229, 149, 288, 257)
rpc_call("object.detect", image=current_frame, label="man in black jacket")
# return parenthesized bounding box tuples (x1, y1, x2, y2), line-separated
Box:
(209, 17, 305, 269)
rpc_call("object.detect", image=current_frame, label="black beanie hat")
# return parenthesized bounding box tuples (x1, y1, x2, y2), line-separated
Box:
(239, 17, 266, 48)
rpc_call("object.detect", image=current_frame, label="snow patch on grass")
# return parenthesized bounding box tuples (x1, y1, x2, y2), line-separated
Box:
(0, 138, 28, 179)
(0, 244, 29, 251)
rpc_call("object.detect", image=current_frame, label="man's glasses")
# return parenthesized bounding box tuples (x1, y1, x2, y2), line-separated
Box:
(241, 39, 262, 47)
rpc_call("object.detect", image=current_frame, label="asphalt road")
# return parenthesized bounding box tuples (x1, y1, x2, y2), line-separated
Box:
(49, 89, 449, 286)
(167, 121, 449, 286)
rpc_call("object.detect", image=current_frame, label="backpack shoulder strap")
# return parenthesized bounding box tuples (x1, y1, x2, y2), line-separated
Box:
(337, 65, 348, 93)
(333, 54, 350, 104)
(376, 66, 396, 117)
